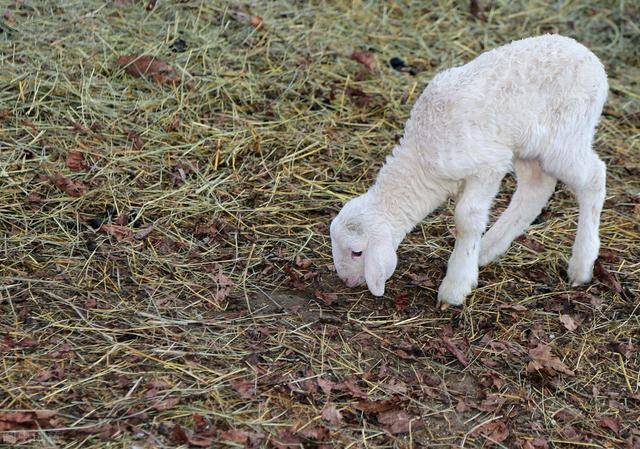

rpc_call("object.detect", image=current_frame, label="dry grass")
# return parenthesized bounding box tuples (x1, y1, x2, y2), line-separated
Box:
(1, 1, 639, 448)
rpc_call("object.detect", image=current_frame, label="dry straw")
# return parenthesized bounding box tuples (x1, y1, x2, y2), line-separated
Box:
(0, 0, 638, 447)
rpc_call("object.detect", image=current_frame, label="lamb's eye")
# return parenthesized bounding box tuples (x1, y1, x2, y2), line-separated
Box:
(351, 251, 362, 257)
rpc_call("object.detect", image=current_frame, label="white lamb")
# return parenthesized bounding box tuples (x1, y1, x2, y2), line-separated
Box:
(330, 34, 608, 307)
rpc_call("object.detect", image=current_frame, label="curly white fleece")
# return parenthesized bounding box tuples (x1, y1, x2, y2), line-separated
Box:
(331, 34, 608, 306)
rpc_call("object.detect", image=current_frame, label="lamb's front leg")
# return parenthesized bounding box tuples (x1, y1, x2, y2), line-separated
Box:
(438, 174, 503, 307)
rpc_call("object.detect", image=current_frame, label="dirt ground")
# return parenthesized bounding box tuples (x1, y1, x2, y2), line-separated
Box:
(1, 1, 639, 448)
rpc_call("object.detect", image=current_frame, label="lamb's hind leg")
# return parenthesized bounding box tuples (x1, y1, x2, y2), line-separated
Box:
(479, 159, 557, 266)
(438, 172, 504, 306)
(561, 156, 607, 285)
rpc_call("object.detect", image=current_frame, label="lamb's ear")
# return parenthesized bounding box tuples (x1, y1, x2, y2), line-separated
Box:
(364, 233, 397, 297)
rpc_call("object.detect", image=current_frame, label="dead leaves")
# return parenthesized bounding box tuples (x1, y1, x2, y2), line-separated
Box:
(598, 415, 621, 434)
(47, 173, 87, 197)
(442, 337, 470, 366)
(314, 289, 337, 306)
(559, 314, 582, 331)
(350, 50, 375, 72)
(250, 15, 263, 28)
(473, 419, 509, 444)
(230, 377, 256, 400)
(406, 272, 434, 288)
(520, 436, 550, 449)
(100, 224, 133, 242)
(440, 328, 470, 367)
(272, 429, 302, 449)
(527, 343, 575, 376)
(377, 409, 422, 434)
(115, 54, 192, 88)
(393, 291, 409, 312)
(317, 378, 335, 396)
(344, 86, 374, 108)
(66, 151, 86, 171)
(594, 259, 622, 293)
(213, 267, 234, 302)
(354, 399, 399, 414)
(220, 429, 264, 447)
(0, 410, 60, 444)
(516, 236, 545, 253)
(353, 398, 420, 435)
(134, 223, 155, 240)
(321, 404, 342, 425)
(152, 396, 180, 412)
(170, 424, 214, 447)
(469, 0, 487, 21)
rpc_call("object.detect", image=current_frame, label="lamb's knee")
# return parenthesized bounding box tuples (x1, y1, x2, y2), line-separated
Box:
(455, 204, 489, 235)
(592, 159, 606, 191)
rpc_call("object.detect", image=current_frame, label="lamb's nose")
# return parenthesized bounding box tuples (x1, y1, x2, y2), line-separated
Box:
(345, 277, 358, 288)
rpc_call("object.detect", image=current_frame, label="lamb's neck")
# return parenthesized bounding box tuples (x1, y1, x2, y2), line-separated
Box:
(368, 146, 453, 248)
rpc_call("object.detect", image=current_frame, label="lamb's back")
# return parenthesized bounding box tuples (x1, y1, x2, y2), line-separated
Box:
(403, 35, 607, 168)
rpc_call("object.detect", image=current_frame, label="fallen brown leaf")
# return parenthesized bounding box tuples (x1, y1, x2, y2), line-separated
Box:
(250, 15, 263, 28)
(342, 376, 367, 398)
(0, 410, 58, 432)
(527, 343, 575, 376)
(609, 342, 635, 359)
(115, 54, 189, 87)
(26, 192, 43, 204)
(393, 291, 409, 312)
(48, 173, 86, 197)
(355, 399, 400, 413)
(351, 50, 375, 72)
(66, 151, 86, 171)
(317, 378, 335, 396)
(152, 396, 180, 412)
(344, 87, 373, 108)
(272, 429, 302, 449)
(314, 289, 337, 306)
(474, 419, 509, 444)
(134, 223, 155, 240)
(442, 336, 469, 366)
(170, 424, 214, 447)
(295, 255, 312, 269)
(191, 413, 207, 432)
(298, 425, 329, 440)
(559, 314, 579, 331)
(377, 409, 421, 434)
(230, 377, 255, 399)
(321, 404, 342, 425)
(517, 236, 545, 253)
(220, 429, 264, 446)
(407, 272, 434, 288)
(594, 259, 622, 293)
(523, 437, 549, 449)
(99, 224, 133, 242)
(456, 399, 468, 413)
(499, 303, 528, 312)
(470, 0, 487, 21)
(598, 415, 620, 434)
(125, 128, 143, 150)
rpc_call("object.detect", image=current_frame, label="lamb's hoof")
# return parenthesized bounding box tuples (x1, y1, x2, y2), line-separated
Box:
(568, 257, 593, 286)
(437, 277, 473, 307)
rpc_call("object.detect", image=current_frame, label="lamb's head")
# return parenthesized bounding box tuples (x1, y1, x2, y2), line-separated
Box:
(330, 194, 397, 296)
